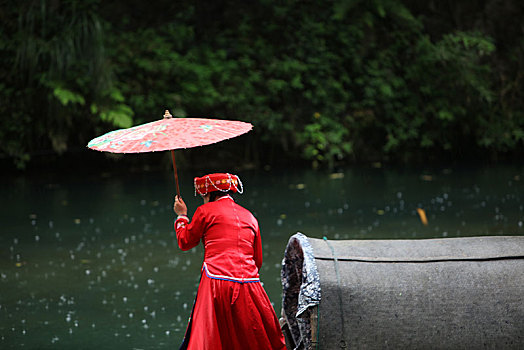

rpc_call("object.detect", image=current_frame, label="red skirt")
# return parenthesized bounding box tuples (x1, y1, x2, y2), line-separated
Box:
(180, 272, 286, 350)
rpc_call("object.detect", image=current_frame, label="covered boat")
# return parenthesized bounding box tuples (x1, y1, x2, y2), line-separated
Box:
(281, 233, 524, 349)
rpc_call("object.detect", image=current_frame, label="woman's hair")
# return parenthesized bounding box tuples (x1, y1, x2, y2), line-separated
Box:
(209, 190, 234, 202)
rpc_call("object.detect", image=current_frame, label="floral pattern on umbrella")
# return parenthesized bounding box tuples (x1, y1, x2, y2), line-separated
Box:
(88, 116, 252, 153)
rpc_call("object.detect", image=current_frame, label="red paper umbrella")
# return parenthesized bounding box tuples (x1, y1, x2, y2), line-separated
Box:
(87, 110, 253, 196)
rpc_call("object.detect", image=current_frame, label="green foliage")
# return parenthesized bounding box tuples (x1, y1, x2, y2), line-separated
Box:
(0, 0, 522, 168)
(52, 86, 86, 106)
(99, 104, 134, 129)
(300, 113, 352, 169)
(0, 0, 132, 167)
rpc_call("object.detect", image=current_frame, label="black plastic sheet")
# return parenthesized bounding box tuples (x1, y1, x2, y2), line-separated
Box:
(281, 234, 524, 349)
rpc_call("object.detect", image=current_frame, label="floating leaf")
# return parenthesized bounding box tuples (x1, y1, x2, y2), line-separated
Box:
(416, 208, 428, 226)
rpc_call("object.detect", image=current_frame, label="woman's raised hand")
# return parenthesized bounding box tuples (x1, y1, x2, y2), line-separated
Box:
(174, 195, 188, 216)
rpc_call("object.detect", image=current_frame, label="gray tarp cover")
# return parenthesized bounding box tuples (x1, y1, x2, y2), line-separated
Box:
(281, 233, 524, 349)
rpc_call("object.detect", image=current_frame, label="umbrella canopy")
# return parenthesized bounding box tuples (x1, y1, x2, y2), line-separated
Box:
(88, 111, 252, 153)
(87, 110, 253, 196)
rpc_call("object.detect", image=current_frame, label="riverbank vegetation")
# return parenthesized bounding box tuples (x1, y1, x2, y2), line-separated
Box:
(1, 0, 523, 169)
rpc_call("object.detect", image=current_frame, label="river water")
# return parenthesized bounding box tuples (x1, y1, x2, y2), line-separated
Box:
(1, 164, 523, 348)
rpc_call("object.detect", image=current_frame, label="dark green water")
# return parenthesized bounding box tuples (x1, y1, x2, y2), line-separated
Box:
(1, 164, 523, 349)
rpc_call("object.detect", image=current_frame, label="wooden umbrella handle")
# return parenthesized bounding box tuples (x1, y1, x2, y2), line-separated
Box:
(165, 110, 181, 197)
(171, 150, 181, 197)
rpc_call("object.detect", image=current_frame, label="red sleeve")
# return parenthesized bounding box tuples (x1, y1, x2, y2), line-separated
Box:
(174, 206, 207, 251)
(253, 222, 263, 270)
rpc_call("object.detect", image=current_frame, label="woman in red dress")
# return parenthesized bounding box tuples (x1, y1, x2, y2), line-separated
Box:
(173, 173, 286, 350)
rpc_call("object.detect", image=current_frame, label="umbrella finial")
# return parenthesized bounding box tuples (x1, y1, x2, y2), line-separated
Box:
(164, 110, 172, 119)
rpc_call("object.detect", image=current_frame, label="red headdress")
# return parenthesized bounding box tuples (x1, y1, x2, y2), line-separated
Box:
(194, 173, 243, 196)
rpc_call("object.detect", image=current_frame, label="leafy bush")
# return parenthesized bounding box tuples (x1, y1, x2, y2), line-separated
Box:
(1, 0, 522, 168)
